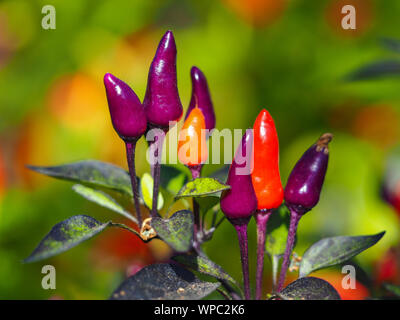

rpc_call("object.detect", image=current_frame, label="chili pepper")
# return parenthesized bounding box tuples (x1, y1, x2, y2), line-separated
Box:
(277, 133, 333, 292)
(221, 130, 257, 220)
(143, 30, 183, 217)
(185, 66, 216, 132)
(251, 109, 283, 299)
(143, 30, 183, 128)
(284, 133, 333, 215)
(103, 73, 147, 141)
(103, 73, 147, 226)
(220, 129, 257, 300)
(178, 107, 208, 255)
(178, 108, 208, 167)
(252, 109, 283, 210)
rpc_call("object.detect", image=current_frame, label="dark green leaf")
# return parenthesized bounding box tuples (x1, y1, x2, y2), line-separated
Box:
(151, 210, 194, 252)
(110, 263, 220, 300)
(384, 283, 400, 297)
(176, 178, 230, 199)
(72, 184, 137, 224)
(347, 60, 400, 80)
(27, 160, 133, 196)
(172, 254, 236, 284)
(24, 215, 111, 263)
(266, 206, 292, 257)
(299, 232, 385, 277)
(280, 277, 341, 300)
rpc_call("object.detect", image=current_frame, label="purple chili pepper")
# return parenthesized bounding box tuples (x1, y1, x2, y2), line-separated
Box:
(103, 73, 147, 226)
(220, 129, 257, 300)
(185, 66, 216, 132)
(103, 73, 147, 141)
(284, 133, 333, 215)
(143, 30, 183, 128)
(277, 133, 333, 293)
(143, 30, 183, 217)
(220, 130, 257, 220)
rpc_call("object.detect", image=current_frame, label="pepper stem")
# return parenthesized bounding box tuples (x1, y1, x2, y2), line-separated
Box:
(125, 140, 142, 226)
(231, 218, 251, 300)
(255, 209, 272, 300)
(272, 255, 280, 290)
(188, 164, 204, 255)
(150, 134, 165, 218)
(276, 209, 301, 292)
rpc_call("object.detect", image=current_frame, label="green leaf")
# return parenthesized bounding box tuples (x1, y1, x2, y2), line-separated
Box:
(172, 254, 236, 284)
(110, 263, 220, 300)
(176, 177, 230, 199)
(280, 277, 341, 300)
(151, 210, 194, 252)
(24, 215, 111, 263)
(140, 173, 164, 210)
(384, 283, 400, 297)
(299, 232, 385, 277)
(266, 206, 292, 257)
(160, 164, 188, 194)
(27, 160, 133, 196)
(72, 184, 137, 224)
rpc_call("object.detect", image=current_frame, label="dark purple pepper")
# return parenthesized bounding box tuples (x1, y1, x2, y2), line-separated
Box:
(143, 30, 183, 128)
(185, 66, 216, 132)
(220, 129, 258, 220)
(103, 73, 147, 140)
(284, 133, 333, 214)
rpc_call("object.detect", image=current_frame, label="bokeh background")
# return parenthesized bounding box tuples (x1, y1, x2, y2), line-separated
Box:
(1, 0, 400, 300)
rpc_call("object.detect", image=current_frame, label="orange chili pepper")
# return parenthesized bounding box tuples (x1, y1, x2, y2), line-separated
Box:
(178, 108, 208, 166)
(251, 109, 283, 210)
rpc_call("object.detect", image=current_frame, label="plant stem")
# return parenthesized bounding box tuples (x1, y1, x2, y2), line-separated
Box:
(276, 209, 301, 292)
(232, 218, 251, 300)
(189, 164, 203, 255)
(272, 255, 280, 291)
(255, 209, 272, 300)
(125, 140, 142, 226)
(150, 134, 165, 218)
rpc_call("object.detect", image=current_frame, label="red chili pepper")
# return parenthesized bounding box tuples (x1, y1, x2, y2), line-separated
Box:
(251, 109, 283, 210)
(251, 109, 283, 299)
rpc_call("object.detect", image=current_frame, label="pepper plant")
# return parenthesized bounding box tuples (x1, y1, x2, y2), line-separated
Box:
(24, 31, 386, 300)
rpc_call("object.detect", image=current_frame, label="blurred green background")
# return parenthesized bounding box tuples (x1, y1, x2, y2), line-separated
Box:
(1, 0, 400, 299)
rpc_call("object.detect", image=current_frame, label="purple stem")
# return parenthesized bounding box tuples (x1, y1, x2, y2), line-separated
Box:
(150, 134, 165, 218)
(255, 209, 272, 300)
(232, 219, 251, 300)
(125, 140, 142, 226)
(276, 208, 301, 292)
(189, 164, 204, 255)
